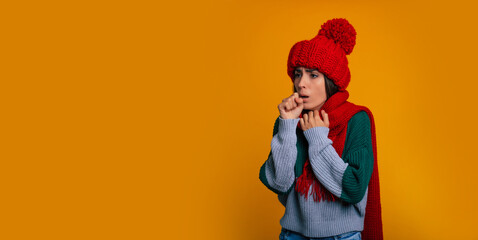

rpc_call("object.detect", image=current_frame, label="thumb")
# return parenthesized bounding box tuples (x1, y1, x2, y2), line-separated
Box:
(295, 96, 304, 106)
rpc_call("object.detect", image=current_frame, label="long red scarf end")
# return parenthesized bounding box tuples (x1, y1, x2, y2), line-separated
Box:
(295, 160, 336, 202)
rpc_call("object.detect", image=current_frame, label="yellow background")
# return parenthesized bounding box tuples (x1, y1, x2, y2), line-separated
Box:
(2, 0, 478, 239)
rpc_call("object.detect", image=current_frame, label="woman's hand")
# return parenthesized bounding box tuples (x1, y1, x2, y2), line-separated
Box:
(300, 109, 329, 131)
(278, 92, 304, 119)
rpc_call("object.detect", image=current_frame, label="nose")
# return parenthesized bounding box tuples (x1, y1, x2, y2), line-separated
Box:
(296, 75, 307, 89)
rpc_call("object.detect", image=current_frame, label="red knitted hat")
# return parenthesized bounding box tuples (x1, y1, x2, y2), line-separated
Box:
(287, 18, 357, 91)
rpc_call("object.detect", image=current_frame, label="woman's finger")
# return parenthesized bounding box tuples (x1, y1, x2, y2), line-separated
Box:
(290, 98, 297, 109)
(314, 110, 320, 120)
(303, 111, 309, 123)
(322, 110, 329, 126)
(284, 102, 290, 111)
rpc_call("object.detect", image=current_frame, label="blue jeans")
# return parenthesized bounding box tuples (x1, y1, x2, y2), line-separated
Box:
(279, 228, 361, 240)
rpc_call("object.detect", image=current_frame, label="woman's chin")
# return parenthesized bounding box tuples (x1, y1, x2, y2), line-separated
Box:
(302, 103, 315, 110)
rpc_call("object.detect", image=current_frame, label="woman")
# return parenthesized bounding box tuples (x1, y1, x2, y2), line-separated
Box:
(259, 18, 383, 240)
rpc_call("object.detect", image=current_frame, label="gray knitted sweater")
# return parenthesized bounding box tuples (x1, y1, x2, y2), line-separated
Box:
(259, 111, 374, 238)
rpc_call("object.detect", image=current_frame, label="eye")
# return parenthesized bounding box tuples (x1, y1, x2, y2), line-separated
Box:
(311, 74, 318, 78)
(294, 72, 301, 78)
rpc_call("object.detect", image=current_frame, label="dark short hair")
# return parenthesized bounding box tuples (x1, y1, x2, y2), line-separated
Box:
(293, 73, 339, 100)
(323, 74, 339, 99)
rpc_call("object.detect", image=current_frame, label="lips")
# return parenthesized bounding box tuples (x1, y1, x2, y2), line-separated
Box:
(299, 95, 309, 102)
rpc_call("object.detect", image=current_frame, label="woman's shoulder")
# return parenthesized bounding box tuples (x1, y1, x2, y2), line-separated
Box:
(343, 110, 373, 155)
(348, 110, 370, 127)
(345, 110, 372, 141)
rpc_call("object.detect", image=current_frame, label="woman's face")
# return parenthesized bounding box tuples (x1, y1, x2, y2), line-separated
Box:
(293, 67, 327, 111)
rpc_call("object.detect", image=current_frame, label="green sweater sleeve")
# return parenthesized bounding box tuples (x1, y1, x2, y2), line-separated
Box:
(340, 111, 374, 204)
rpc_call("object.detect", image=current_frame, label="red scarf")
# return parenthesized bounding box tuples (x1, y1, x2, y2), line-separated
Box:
(295, 90, 383, 240)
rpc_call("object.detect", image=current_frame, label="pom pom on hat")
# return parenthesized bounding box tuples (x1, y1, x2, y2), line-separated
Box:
(317, 18, 356, 55)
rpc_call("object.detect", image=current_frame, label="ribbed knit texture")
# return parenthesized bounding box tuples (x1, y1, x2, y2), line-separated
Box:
(259, 90, 383, 239)
(340, 111, 374, 204)
(260, 111, 370, 238)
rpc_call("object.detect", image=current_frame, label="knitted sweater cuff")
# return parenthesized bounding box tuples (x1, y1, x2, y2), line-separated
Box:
(303, 126, 331, 146)
(277, 117, 300, 136)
